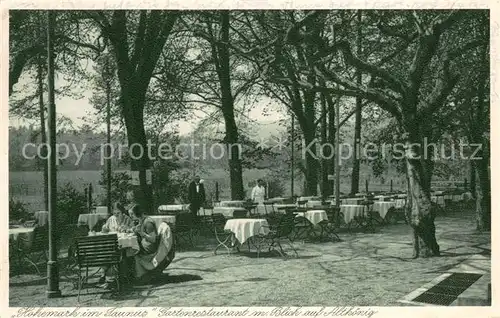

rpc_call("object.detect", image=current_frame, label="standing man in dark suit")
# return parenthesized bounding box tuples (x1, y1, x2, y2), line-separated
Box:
(188, 176, 205, 221)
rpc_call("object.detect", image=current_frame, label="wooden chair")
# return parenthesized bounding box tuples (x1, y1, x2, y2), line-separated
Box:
(75, 234, 121, 301)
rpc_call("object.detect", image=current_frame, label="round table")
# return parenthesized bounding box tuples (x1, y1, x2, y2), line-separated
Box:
(373, 201, 396, 219)
(149, 215, 176, 228)
(34, 211, 48, 226)
(213, 207, 247, 218)
(340, 205, 365, 224)
(295, 210, 328, 226)
(462, 192, 473, 201)
(216, 200, 246, 208)
(158, 204, 188, 213)
(9, 227, 35, 249)
(431, 196, 446, 207)
(78, 213, 108, 230)
(224, 218, 269, 244)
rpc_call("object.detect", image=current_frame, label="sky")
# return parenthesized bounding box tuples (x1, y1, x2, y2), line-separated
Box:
(9, 66, 287, 136)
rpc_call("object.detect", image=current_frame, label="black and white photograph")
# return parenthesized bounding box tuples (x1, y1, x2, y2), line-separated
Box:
(4, 4, 494, 311)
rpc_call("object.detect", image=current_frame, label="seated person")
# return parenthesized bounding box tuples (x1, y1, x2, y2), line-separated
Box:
(97, 202, 134, 288)
(128, 204, 159, 255)
(102, 202, 134, 233)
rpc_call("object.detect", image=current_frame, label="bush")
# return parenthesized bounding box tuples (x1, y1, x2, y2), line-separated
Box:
(153, 162, 191, 204)
(98, 170, 132, 205)
(57, 182, 87, 225)
(9, 198, 29, 221)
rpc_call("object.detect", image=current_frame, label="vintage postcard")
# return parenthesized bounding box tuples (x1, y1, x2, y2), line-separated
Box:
(1, 0, 497, 317)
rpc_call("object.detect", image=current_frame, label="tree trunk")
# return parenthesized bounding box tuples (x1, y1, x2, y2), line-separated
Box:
(405, 141, 440, 258)
(303, 129, 318, 196)
(37, 57, 48, 211)
(320, 92, 330, 198)
(121, 94, 153, 214)
(470, 162, 476, 198)
(215, 11, 244, 200)
(350, 10, 362, 196)
(474, 155, 490, 231)
(327, 93, 336, 195)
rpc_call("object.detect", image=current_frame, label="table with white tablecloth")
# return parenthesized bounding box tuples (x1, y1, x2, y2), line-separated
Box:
(216, 200, 246, 208)
(305, 200, 326, 208)
(34, 211, 48, 226)
(78, 213, 108, 230)
(158, 204, 189, 213)
(431, 196, 446, 207)
(340, 205, 365, 224)
(149, 215, 176, 228)
(295, 210, 328, 226)
(212, 206, 247, 218)
(224, 218, 270, 244)
(444, 194, 463, 202)
(462, 192, 473, 201)
(373, 201, 396, 219)
(9, 227, 35, 249)
(95, 206, 109, 215)
(394, 198, 406, 209)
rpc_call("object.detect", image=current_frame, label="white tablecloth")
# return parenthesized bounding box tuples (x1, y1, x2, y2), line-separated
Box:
(462, 192, 473, 201)
(9, 227, 35, 242)
(95, 206, 108, 215)
(34, 211, 48, 226)
(394, 199, 406, 209)
(224, 219, 269, 244)
(149, 215, 176, 228)
(78, 213, 108, 230)
(373, 201, 396, 219)
(305, 200, 325, 208)
(158, 204, 188, 212)
(213, 207, 247, 218)
(444, 194, 463, 202)
(217, 201, 246, 208)
(431, 196, 446, 207)
(296, 210, 328, 226)
(340, 205, 365, 224)
(298, 196, 317, 202)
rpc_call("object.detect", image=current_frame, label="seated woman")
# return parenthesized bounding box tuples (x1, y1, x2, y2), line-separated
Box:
(128, 204, 174, 284)
(97, 202, 134, 288)
(129, 204, 158, 255)
(102, 202, 134, 233)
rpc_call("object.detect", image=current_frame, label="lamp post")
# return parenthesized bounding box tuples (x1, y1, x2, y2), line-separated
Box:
(291, 114, 295, 198)
(46, 10, 61, 298)
(105, 58, 112, 215)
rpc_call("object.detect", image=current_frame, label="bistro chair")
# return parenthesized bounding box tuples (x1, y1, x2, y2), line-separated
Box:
(173, 213, 196, 249)
(259, 213, 298, 258)
(212, 213, 233, 255)
(75, 234, 121, 301)
(232, 209, 248, 218)
(16, 225, 49, 276)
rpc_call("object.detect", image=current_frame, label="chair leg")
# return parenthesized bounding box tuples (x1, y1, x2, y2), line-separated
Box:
(77, 270, 82, 302)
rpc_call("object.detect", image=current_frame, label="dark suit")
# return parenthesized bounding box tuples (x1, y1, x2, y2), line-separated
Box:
(188, 181, 205, 218)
